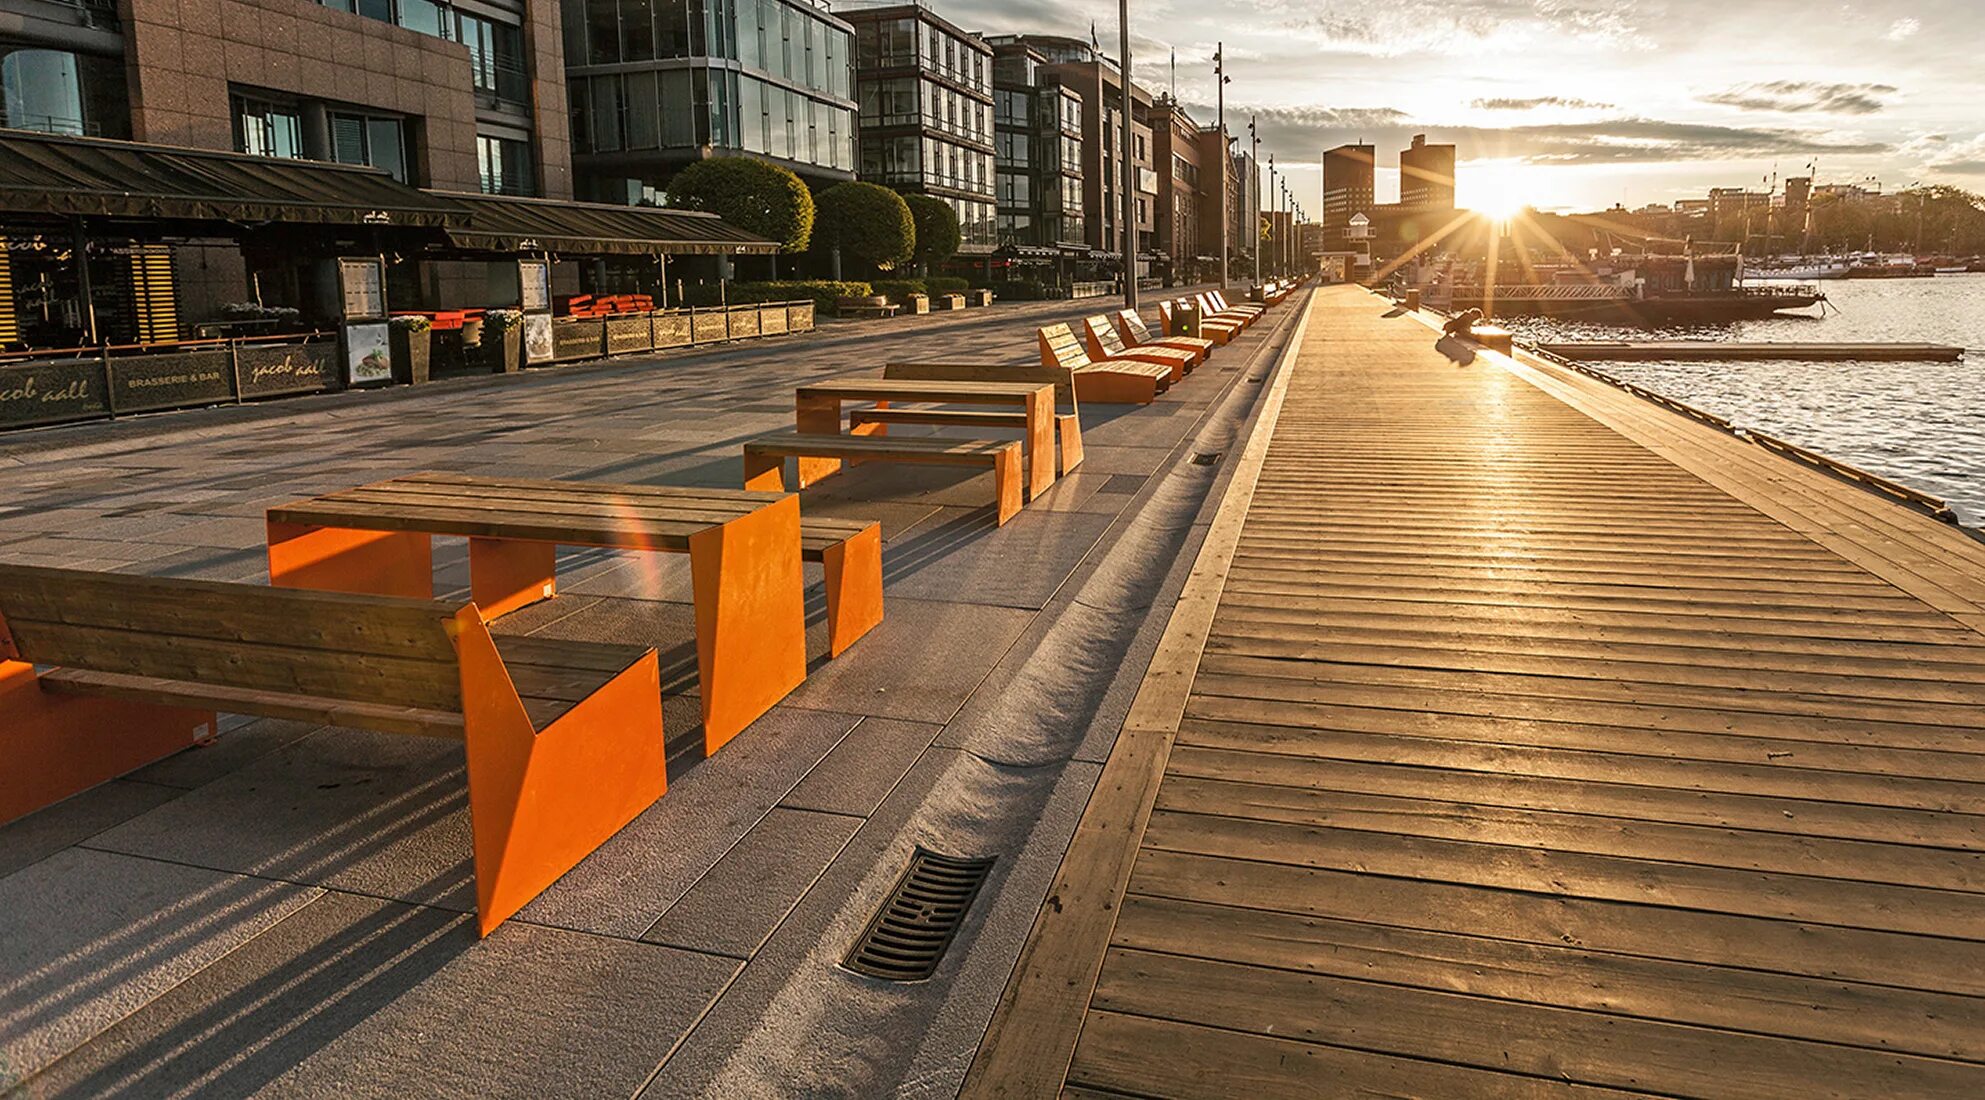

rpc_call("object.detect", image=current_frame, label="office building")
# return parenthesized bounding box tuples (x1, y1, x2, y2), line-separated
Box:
(992, 35, 1154, 272)
(988, 38, 1084, 250)
(563, 0, 858, 202)
(1150, 98, 1202, 282)
(1321, 142, 1374, 246)
(1398, 133, 1454, 209)
(2, 0, 570, 198)
(845, 3, 995, 250)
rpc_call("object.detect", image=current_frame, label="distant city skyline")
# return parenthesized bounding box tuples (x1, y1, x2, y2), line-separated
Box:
(939, 0, 1985, 215)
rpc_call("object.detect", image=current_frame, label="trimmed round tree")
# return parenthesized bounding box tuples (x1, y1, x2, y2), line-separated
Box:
(814, 182, 916, 274)
(904, 193, 961, 273)
(664, 157, 814, 258)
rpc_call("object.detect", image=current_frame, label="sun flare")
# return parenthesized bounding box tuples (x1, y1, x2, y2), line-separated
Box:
(1464, 159, 1532, 221)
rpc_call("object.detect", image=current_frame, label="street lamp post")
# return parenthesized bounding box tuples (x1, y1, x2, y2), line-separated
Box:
(1119, 0, 1137, 309)
(1267, 154, 1276, 276)
(1215, 42, 1230, 291)
(1249, 115, 1260, 288)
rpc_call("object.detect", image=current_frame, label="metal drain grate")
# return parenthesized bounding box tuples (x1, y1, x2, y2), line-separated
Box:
(844, 848, 995, 981)
(1189, 451, 1223, 466)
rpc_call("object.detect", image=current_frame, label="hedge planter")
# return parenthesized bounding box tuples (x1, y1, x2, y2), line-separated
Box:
(483, 327, 522, 373)
(389, 326, 431, 385)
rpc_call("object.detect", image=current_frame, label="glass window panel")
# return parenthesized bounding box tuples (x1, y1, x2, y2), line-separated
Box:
(590, 73, 622, 151)
(357, 0, 392, 22)
(399, 0, 444, 37)
(331, 114, 367, 164)
(660, 69, 694, 145)
(584, 0, 620, 63)
(366, 117, 406, 181)
(625, 69, 659, 149)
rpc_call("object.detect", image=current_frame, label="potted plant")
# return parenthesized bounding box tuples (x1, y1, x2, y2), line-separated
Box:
(389, 315, 432, 384)
(482, 309, 524, 373)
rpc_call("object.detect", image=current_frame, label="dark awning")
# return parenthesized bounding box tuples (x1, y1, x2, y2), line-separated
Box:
(434, 192, 777, 256)
(0, 129, 459, 227)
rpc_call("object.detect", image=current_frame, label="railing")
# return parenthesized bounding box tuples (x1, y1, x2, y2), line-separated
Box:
(0, 109, 100, 137)
(1, 332, 342, 432)
(473, 57, 532, 111)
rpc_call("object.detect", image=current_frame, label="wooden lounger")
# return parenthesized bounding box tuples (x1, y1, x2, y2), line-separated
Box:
(1037, 323, 1173, 404)
(0, 566, 668, 936)
(1080, 315, 1196, 382)
(1113, 309, 1214, 365)
(1160, 299, 1242, 345)
(744, 431, 1026, 526)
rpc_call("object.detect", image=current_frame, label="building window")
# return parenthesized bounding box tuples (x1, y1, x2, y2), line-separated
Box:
(478, 133, 535, 195)
(331, 112, 410, 183)
(232, 95, 303, 159)
(459, 12, 528, 107)
(1, 47, 128, 138)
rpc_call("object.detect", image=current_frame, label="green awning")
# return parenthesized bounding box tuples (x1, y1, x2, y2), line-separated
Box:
(434, 191, 778, 256)
(0, 129, 459, 227)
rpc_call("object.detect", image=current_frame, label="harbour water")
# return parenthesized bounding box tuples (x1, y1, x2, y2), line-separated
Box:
(1496, 275, 1985, 523)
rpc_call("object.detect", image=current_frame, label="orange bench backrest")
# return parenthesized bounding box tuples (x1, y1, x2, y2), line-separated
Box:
(1038, 323, 1093, 369)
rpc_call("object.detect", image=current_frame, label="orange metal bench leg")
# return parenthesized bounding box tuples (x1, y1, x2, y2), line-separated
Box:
(1024, 389, 1056, 500)
(850, 399, 889, 438)
(469, 537, 558, 619)
(453, 609, 667, 937)
(267, 520, 433, 598)
(743, 453, 787, 492)
(821, 522, 883, 658)
(689, 494, 807, 754)
(993, 449, 1023, 526)
(0, 658, 215, 825)
(795, 393, 845, 486)
(1057, 413, 1085, 475)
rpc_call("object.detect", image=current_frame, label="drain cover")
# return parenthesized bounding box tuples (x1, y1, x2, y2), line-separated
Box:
(1189, 451, 1223, 466)
(844, 848, 995, 981)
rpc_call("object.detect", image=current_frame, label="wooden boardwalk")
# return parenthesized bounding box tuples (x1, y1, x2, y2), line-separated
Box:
(965, 285, 1985, 1099)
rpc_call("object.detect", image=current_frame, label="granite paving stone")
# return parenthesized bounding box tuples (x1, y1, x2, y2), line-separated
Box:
(778, 716, 943, 818)
(640, 807, 862, 959)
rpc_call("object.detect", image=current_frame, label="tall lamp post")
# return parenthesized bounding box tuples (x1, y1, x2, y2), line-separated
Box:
(1119, 0, 1137, 309)
(1214, 42, 1230, 291)
(1266, 154, 1276, 276)
(1249, 115, 1260, 287)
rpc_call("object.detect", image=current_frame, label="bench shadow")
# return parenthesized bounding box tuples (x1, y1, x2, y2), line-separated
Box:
(1436, 335, 1478, 365)
(1382, 307, 1407, 318)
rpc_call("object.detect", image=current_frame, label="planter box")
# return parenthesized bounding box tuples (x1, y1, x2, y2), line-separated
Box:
(903, 293, 930, 314)
(728, 306, 760, 338)
(789, 302, 816, 332)
(965, 289, 994, 307)
(390, 327, 431, 384)
(933, 293, 967, 311)
(759, 305, 788, 335)
(484, 327, 522, 373)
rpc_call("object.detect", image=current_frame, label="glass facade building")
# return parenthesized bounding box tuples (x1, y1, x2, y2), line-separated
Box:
(846, 4, 995, 251)
(562, 0, 857, 199)
(989, 42, 1083, 249)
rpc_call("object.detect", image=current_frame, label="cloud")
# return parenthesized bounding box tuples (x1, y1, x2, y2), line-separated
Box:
(1926, 135, 1985, 177)
(1283, 0, 1645, 57)
(1699, 80, 1898, 115)
(1886, 18, 1921, 41)
(1221, 105, 1891, 167)
(1472, 96, 1615, 110)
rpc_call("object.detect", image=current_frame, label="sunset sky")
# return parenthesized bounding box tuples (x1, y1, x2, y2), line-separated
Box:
(947, 0, 1985, 214)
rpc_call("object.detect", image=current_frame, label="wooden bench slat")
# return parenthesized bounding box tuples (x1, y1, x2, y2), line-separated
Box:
(850, 408, 1030, 429)
(388, 472, 783, 509)
(270, 496, 709, 550)
(38, 668, 466, 739)
(313, 486, 755, 526)
(746, 432, 1020, 461)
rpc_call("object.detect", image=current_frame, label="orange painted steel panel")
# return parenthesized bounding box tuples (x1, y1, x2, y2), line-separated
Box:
(0, 656, 215, 825)
(452, 608, 668, 936)
(821, 522, 883, 658)
(468, 537, 558, 619)
(1057, 413, 1086, 475)
(267, 520, 433, 598)
(743, 453, 786, 491)
(689, 493, 807, 754)
(795, 393, 846, 486)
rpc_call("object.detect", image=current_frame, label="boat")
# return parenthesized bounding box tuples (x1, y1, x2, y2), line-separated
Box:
(1844, 254, 1935, 278)
(1745, 256, 1852, 281)
(1435, 241, 1825, 322)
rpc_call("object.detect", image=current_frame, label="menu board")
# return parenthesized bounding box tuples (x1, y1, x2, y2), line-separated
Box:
(344, 322, 392, 386)
(519, 259, 550, 312)
(339, 258, 386, 320)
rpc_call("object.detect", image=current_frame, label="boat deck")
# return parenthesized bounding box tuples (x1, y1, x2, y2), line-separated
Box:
(966, 284, 1985, 1098)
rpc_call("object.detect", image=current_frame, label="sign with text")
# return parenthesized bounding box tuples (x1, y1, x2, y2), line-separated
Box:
(238, 339, 339, 398)
(519, 260, 550, 312)
(0, 359, 109, 429)
(339, 258, 386, 320)
(111, 350, 233, 414)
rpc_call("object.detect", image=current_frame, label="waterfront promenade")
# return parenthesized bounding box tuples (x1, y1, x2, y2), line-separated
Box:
(969, 284, 1985, 1097)
(0, 292, 1304, 1098)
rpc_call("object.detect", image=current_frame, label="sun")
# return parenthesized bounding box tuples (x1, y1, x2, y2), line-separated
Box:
(1464, 159, 1532, 221)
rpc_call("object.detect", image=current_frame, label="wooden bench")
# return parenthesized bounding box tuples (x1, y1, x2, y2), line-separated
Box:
(1081, 314, 1196, 381)
(1037, 323, 1173, 405)
(856, 362, 1086, 476)
(0, 566, 666, 936)
(836, 297, 900, 319)
(745, 431, 1025, 526)
(1199, 291, 1262, 326)
(1160, 299, 1241, 345)
(264, 473, 851, 751)
(1113, 308, 1214, 365)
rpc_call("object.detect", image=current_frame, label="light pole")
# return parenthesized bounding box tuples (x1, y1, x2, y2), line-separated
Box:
(1119, 0, 1137, 309)
(1249, 115, 1260, 288)
(1267, 153, 1276, 276)
(1215, 42, 1230, 291)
